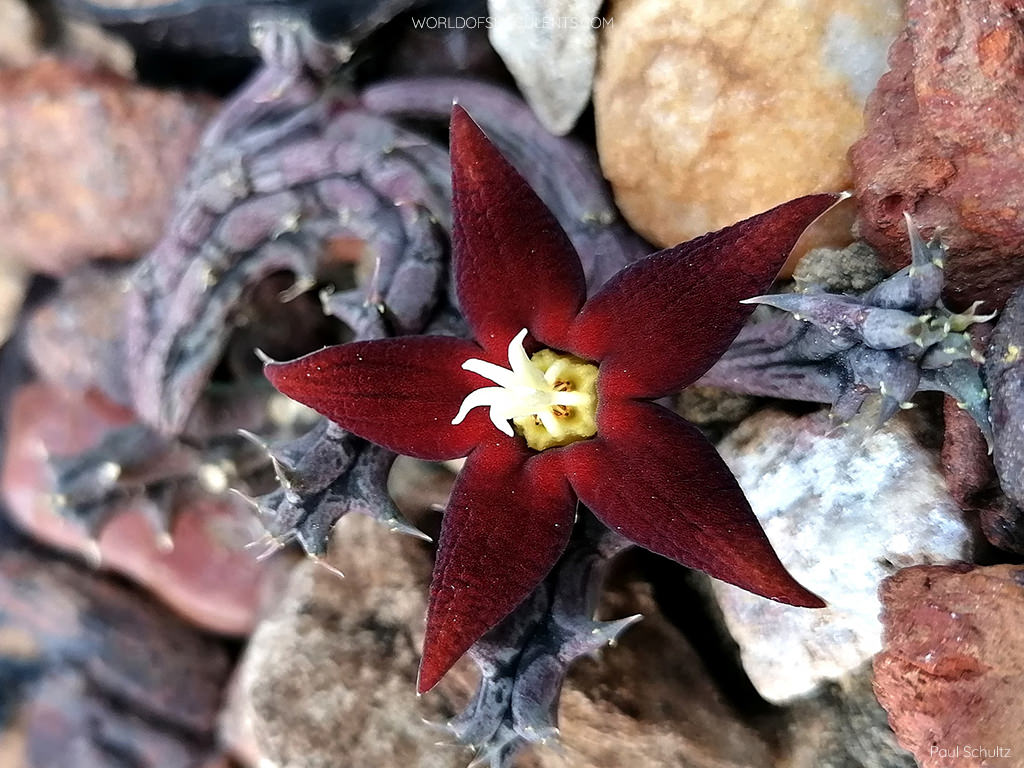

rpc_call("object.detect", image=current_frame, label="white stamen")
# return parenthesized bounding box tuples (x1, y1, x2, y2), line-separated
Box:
(451, 328, 593, 437)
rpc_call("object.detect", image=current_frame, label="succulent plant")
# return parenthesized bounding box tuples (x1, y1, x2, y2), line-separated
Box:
(447, 514, 636, 766)
(984, 287, 1024, 537)
(31, 16, 1012, 768)
(34, 17, 642, 554)
(702, 214, 994, 440)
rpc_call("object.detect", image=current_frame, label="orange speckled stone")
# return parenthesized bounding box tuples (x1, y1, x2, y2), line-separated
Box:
(594, 0, 901, 253)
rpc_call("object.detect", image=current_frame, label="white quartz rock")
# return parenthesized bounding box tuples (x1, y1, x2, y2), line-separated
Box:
(712, 408, 973, 704)
(488, 0, 604, 135)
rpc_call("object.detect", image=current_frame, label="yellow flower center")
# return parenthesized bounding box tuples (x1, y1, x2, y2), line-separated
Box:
(451, 329, 599, 451)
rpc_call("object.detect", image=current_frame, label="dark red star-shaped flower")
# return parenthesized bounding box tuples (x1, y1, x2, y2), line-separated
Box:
(266, 106, 833, 693)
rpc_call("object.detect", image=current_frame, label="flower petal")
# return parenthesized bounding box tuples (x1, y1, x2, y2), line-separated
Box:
(562, 399, 824, 608)
(264, 336, 496, 460)
(418, 440, 575, 692)
(450, 105, 587, 353)
(566, 194, 840, 398)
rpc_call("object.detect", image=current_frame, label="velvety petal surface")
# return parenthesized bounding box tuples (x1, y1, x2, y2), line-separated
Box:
(418, 440, 575, 692)
(562, 399, 824, 607)
(566, 194, 839, 398)
(264, 336, 496, 461)
(449, 105, 587, 353)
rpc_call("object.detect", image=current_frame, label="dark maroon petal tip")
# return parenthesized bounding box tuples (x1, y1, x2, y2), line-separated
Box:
(449, 105, 587, 353)
(568, 193, 841, 399)
(561, 399, 824, 608)
(263, 335, 496, 461)
(417, 442, 575, 692)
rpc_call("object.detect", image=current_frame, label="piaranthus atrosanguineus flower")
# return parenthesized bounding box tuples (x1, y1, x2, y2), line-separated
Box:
(266, 106, 834, 693)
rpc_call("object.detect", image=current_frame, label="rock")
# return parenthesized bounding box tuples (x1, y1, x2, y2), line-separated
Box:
(976, 496, 1024, 556)
(939, 390, 1023, 552)
(851, 0, 1024, 310)
(0, 0, 39, 67)
(874, 564, 1024, 767)
(226, 513, 465, 768)
(940, 395, 994, 510)
(0, 261, 27, 347)
(676, 386, 757, 431)
(0, 58, 214, 274)
(0, 521, 232, 767)
(227, 512, 773, 768)
(779, 664, 915, 768)
(2, 383, 274, 636)
(0, 0, 134, 73)
(21, 672, 215, 768)
(594, 0, 901, 248)
(792, 240, 889, 294)
(59, 20, 136, 77)
(24, 264, 131, 403)
(543, 580, 772, 768)
(488, 0, 603, 135)
(712, 408, 973, 703)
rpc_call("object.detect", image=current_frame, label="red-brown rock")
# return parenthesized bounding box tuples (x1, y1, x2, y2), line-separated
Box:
(0, 58, 214, 274)
(874, 564, 1024, 767)
(1, 382, 273, 635)
(940, 395, 994, 509)
(851, 0, 1024, 310)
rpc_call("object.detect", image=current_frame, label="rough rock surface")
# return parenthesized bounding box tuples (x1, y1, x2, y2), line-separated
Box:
(2, 383, 273, 635)
(594, 0, 901, 247)
(0, 58, 214, 274)
(874, 564, 1024, 767)
(780, 664, 915, 768)
(852, 0, 1024, 310)
(227, 512, 774, 768)
(713, 408, 973, 703)
(225, 513, 464, 768)
(676, 386, 757, 429)
(0, 519, 232, 767)
(488, 0, 603, 135)
(940, 395, 994, 511)
(792, 240, 888, 294)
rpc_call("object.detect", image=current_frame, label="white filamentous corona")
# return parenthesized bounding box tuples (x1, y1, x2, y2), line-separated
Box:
(451, 328, 597, 449)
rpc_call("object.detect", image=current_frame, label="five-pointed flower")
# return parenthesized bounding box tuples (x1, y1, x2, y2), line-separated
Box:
(265, 106, 834, 693)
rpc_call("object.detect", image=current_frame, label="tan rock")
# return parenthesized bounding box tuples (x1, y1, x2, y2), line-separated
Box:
(535, 581, 771, 768)
(0, 0, 39, 68)
(228, 511, 771, 768)
(227, 513, 462, 768)
(779, 664, 914, 768)
(0, 259, 26, 345)
(874, 564, 1024, 767)
(594, 0, 901, 247)
(60, 20, 136, 77)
